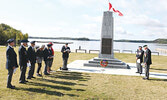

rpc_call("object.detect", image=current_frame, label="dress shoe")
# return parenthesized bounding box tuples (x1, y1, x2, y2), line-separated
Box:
(37, 74, 42, 77)
(32, 76, 36, 78)
(143, 77, 149, 80)
(25, 80, 28, 82)
(27, 77, 31, 80)
(44, 73, 50, 75)
(62, 68, 68, 70)
(7, 86, 15, 89)
(136, 72, 139, 73)
(19, 82, 26, 84)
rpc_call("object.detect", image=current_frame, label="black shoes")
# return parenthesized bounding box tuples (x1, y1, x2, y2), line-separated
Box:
(25, 80, 28, 82)
(36, 73, 42, 77)
(60, 67, 68, 70)
(32, 76, 36, 78)
(143, 77, 149, 80)
(27, 77, 31, 80)
(19, 81, 26, 84)
(44, 73, 50, 75)
(136, 72, 139, 73)
(7, 85, 15, 89)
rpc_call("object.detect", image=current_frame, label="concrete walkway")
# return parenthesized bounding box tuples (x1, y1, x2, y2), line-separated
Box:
(62, 60, 167, 79)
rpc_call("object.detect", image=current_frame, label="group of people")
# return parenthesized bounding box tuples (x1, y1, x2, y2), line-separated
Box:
(6, 38, 71, 89)
(136, 45, 152, 80)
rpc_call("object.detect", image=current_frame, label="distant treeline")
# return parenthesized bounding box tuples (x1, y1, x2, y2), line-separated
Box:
(29, 36, 99, 41)
(0, 23, 28, 45)
(29, 36, 167, 44)
(115, 39, 167, 44)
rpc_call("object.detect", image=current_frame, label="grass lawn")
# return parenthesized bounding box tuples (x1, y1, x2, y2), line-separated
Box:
(0, 47, 167, 100)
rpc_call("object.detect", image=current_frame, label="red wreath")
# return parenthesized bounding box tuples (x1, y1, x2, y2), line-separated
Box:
(100, 60, 108, 67)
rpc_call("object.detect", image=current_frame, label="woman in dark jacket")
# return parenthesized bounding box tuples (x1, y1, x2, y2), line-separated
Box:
(43, 44, 53, 75)
(36, 45, 45, 76)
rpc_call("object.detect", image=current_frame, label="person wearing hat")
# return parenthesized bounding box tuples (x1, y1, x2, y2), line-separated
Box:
(19, 40, 29, 84)
(36, 45, 45, 77)
(48, 42, 54, 71)
(43, 43, 53, 75)
(6, 39, 18, 89)
(143, 45, 152, 80)
(136, 46, 144, 74)
(61, 43, 71, 70)
(27, 41, 36, 79)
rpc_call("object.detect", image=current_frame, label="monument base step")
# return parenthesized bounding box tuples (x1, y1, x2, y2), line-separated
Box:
(84, 58, 130, 69)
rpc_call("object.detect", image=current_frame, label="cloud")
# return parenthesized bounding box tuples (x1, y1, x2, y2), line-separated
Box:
(82, 14, 102, 23)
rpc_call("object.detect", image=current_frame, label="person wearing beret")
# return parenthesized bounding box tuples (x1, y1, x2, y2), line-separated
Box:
(136, 46, 144, 74)
(143, 45, 152, 80)
(43, 44, 53, 75)
(27, 41, 36, 79)
(48, 42, 54, 71)
(6, 39, 18, 89)
(19, 40, 29, 84)
(61, 43, 71, 70)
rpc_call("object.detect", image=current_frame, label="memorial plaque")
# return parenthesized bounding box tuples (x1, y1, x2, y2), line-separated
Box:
(101, 38, 112, 54)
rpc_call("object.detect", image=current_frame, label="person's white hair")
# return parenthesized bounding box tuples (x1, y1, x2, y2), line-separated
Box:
(40, 45, 45, 48)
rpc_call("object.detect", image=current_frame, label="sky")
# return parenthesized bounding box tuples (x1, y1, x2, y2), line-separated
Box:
(0, 0, 167, 40)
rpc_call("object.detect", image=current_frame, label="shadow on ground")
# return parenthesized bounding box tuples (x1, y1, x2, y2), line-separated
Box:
(15, 87, 65, 96)
(150, 68, 167, 72)
(14, 71, 89, 97)
(149, 78, 167, 82)
(48, 71, 91, 81)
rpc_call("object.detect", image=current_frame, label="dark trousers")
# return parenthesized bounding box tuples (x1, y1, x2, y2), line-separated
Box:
(49, 59, 53, 68)
(19, 66, 27, 82)
(37, 63, 42, 74)
(7, 68, 14, 87)
(136, 63, 142, 74)
(63, 58, 68, 69)
(27, 63, 35, 78)
(44, 61, 48, 74)
(145, 64, 150, 79)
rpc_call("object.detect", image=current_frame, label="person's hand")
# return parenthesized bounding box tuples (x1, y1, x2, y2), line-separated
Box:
(13, 67, 16, 70)
(145, 63, 147, 65)
(64, 51, 66, 53)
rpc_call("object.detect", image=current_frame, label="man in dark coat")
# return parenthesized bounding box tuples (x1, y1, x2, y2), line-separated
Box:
(61, 43, 71, 70)
(6, 39, 18, 89)
(143, 45, 152, 80)
(19, 40, 29, 84)
(27, 41, 36, 79)
(136, 46, 144, 74)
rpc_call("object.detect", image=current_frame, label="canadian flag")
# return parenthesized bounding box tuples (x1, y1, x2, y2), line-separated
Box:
(108, 2, 123, 16)
(109, 2, 112, 10)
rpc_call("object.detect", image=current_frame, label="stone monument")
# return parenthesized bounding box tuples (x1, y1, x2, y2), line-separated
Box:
(99, 11, 114, 59)
(84, 11, 129, 69)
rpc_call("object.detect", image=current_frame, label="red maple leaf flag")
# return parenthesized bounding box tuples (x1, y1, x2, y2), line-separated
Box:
(109, 2, 112, 10)
(112, 8, 123, 16)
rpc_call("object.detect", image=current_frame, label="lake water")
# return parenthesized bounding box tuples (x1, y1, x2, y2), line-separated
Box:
(28, 38, 167, 55)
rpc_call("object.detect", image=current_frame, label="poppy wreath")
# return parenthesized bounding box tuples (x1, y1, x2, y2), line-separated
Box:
(100, 59, 108, 67)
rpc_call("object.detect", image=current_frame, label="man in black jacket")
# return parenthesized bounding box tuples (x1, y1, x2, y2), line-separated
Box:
(27, 41, 36, 79)
(143, 45, 152, 80)
(19, 40, 29, 84)
(6, 39, 18, 89)
(136, 46, 144, 74)
(61, 43, 71, 70)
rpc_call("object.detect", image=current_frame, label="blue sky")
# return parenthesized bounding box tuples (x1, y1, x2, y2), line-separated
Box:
(0, 0, 167, 40)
